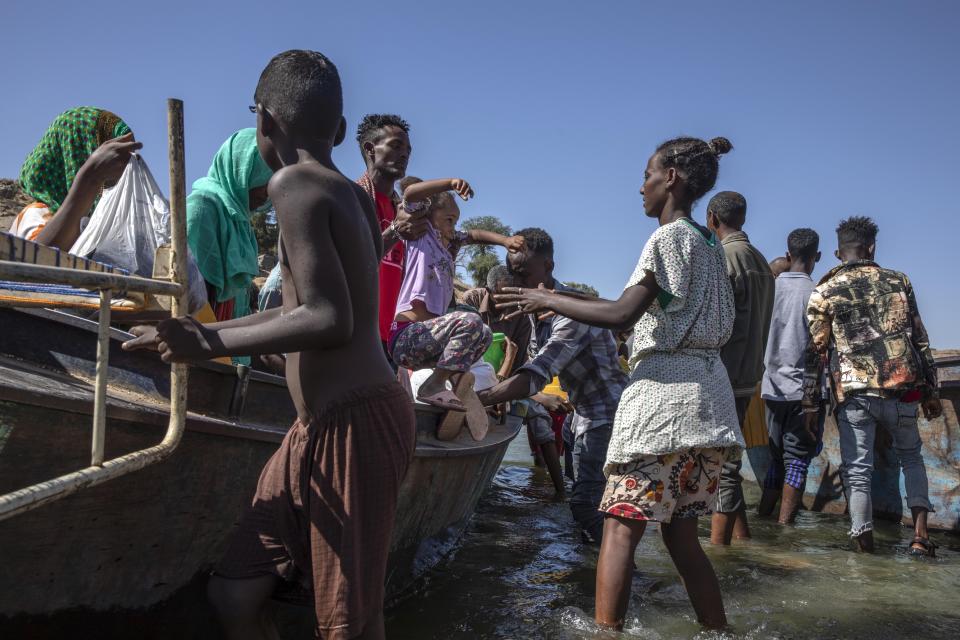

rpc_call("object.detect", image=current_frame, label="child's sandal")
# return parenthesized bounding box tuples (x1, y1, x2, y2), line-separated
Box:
(452, 372, 489, 441)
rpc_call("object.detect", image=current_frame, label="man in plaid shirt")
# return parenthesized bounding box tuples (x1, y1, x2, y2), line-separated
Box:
(480, 228, 627, 543)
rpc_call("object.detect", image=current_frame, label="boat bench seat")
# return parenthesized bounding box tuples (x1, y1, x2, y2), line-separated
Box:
(0, 232, 148, 312)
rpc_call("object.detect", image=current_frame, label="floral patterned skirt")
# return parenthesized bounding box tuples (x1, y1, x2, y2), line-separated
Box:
(599, 447, 728, 523)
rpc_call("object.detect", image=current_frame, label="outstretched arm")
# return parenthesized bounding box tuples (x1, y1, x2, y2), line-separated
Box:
(465, 229, 525, 253)
(480, 313, 602, 406)
(402, 178, 474, 203)
(124, 172, 355, 361)
(494, 271, 660, 333)
(382, 178, 473, 255)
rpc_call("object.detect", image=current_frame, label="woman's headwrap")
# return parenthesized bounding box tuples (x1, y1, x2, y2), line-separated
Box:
(18, 107, 131, 212)
(186, 128, 273, 308)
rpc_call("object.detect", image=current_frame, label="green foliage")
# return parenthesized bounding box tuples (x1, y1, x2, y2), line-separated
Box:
(459, 215, 514, 287)
(563, 281, 600, 297)
(466, 252, 502, 287)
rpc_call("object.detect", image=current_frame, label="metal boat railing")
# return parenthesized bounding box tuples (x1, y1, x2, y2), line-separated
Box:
(0, 99, 190, 522)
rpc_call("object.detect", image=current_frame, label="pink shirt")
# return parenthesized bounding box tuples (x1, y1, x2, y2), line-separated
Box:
(395, 224, 465, 317)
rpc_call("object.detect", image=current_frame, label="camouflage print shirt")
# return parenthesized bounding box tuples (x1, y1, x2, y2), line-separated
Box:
(802, 260, 937, 406)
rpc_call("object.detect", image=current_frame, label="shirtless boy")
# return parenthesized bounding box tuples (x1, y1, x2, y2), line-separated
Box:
(124, 50, 415, 640)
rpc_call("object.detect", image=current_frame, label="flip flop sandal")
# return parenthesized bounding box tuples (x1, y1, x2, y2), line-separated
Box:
(909, 536, 937, 558)
(452, 372, 489, 442)
(435, 403, 466, 441)
(417, 389, 467, 412)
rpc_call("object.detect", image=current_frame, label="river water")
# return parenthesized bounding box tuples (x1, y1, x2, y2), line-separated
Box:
(386, 439, 960, 639)
(8, 438, 956, 639)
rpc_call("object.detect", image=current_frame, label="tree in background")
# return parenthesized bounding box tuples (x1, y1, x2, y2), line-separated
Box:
(460, 215, 513, 286)
(251, 209, 279, 257)
(564, 282, 599, 297)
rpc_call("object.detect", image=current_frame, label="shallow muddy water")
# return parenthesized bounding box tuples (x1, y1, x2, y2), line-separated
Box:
(8, 438, 956, 639)
(385, 439, 960, 639)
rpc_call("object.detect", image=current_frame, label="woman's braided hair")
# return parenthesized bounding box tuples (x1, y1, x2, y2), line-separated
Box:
(655, 136, 733, 202)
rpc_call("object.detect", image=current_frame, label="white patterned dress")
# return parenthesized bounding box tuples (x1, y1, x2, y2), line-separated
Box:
(600, 219, 745, 522)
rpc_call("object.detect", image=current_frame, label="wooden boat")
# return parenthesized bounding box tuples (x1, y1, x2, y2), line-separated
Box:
(0, 306, 520, 622)
(740, 351, 960, 531)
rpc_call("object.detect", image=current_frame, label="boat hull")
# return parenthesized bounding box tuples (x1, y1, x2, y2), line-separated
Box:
(0, 307, 520, 623)
(0, 396, 516, 617)
(740, 359, 960, 531)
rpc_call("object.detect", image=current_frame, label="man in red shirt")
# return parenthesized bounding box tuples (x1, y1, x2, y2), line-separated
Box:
(355, 114, 429, 359)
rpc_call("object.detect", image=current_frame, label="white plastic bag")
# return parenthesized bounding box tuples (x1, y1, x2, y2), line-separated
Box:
(70, 154, 207, 312)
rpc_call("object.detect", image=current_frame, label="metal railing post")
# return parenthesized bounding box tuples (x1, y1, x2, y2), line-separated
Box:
(90, 289, 112, 466)
(0, 98, 191, 521)
(166, 98, 189, 454)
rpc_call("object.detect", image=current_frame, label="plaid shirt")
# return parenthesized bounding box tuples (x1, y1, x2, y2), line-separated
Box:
(520, 282, 627, 434)
(802, 260, 938, 406)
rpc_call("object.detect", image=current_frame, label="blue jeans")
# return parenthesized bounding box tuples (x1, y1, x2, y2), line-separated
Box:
(836, 395, 932, 537)
(571, 425, 612, 543)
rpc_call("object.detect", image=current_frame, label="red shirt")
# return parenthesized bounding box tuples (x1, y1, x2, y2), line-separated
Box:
(375, 191, 404, 341)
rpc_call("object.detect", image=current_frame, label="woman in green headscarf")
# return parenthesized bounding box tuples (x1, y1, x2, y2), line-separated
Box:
(13, 107, 141, 250)
(186, 128, 273, 322)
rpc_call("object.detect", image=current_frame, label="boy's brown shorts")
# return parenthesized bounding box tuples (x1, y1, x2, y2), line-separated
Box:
(216, 382, 416, 639)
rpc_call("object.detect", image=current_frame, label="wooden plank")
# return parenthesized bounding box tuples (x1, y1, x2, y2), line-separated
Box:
(0, 261, 182, 297)
(0, 231, 122, 273)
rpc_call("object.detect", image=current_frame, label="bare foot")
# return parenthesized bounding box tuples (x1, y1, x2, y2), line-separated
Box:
(417, 369, 452, 400)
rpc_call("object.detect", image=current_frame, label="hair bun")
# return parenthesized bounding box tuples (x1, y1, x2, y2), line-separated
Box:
(708, 137, 733, 157)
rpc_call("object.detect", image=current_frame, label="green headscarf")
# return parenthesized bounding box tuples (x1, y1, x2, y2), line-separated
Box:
(19, 107, 131, 212)
(186, 128, 273, 313)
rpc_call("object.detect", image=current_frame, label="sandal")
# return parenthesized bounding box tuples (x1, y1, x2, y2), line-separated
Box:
(417, 389, 467, 412)
(452, 372, 489, 442)
(909, 536, 937, 558)
(435, 382, 469, 441)
(436, 407, 466, 441)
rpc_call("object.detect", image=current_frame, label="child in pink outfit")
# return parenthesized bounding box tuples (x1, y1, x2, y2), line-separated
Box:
(388, 176, 524, 437)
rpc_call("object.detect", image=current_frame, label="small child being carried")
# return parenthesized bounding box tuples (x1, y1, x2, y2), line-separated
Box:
(389, 176, 524, 439)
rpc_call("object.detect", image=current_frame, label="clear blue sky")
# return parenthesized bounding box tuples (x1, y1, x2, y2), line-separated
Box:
(5, 1, 959, 347)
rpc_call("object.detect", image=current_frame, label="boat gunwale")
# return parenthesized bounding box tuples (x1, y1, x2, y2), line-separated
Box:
(13, 306, 288, 388)
(0, 355, 521, 457)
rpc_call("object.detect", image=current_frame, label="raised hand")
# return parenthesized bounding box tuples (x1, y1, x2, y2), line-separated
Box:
(503, 235, 526, 253)
(449, 178, 474, 201)
(85, 132, 142, 186)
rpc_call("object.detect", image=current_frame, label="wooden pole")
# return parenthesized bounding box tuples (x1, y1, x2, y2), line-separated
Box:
(167, 98, 188, 316)
(167, 99, 189, 455)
